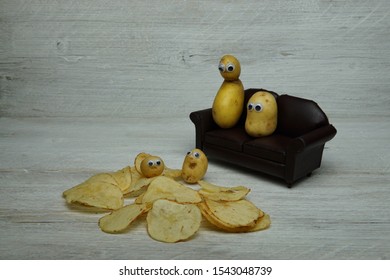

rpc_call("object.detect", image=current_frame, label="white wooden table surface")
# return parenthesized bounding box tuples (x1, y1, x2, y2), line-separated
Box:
(1, 0, 389, 260)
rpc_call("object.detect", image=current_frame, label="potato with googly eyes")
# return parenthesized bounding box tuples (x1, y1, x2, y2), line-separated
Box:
(245, 91, 278, 137)
(181, 149, 208, 184)
(212, 54, 244, 129)
(140, 156, 165, 178)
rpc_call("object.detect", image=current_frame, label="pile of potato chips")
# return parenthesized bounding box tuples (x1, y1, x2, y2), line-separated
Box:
(63, 152, 270, 243)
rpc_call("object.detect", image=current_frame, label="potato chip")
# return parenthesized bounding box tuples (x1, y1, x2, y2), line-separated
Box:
(199, 202, 254, 233)
(134, 192, 145, 204)
(248, 213, 271, 232)
(162, 167, 182, 179)
(134, 152, 151, 174)
(110, 166, 132, 193)
(140, 176, 202, 204)
(197, 180, 239, 193)
(125, 177, 153, 197)
(198, 202, 235, 231)
(146, 199, 201, 243)
(87, 172, 118, 186)
(63, 181, 124, 210)
(123, 166, 149, 197)
(198, 180, 250, 201)
(199, 199, 262, 232)
(98, 203, 150, 233)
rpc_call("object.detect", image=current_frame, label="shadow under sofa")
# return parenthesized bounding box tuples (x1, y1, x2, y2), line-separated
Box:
(189, 88, 337, 187)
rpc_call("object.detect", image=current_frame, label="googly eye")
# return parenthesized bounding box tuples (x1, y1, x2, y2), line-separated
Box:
(247, 103, 254, 111)
(255, 103, 263, 112)
(218, 63, 225, 72)
(147, 160, 154, 167)
(226, 63, 235, 72)
(193, 152, 200, 158)
(155, 160, 161, 166)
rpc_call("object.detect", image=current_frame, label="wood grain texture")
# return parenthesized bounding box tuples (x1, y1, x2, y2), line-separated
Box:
(1, 0, 390, 259)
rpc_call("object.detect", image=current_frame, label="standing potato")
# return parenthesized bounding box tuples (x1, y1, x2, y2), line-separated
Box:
(245, 91, 278, 137)
(212, 55, 244, 128)
(181, 149, 208, 184)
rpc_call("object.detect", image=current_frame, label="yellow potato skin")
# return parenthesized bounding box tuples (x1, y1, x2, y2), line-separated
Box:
(218, 54, 241, 81)
(212, 80, 244, 128)
(140, 156, 165, 178)
(245, 91, 278, 137)
(212, 55, 244, 128)
(181, 149, 208, 184)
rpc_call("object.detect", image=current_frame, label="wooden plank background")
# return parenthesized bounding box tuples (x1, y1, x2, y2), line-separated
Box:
(1, 0, 389, 259)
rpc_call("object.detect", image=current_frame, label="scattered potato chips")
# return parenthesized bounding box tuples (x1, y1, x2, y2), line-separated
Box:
(63, 181, 124, 210)
(63, 151, 271, 243)
(99, 203, 150, 233)
(146, 199, 202, 243)
(140, 176, 202, 205)
(198, 180, 250, 201)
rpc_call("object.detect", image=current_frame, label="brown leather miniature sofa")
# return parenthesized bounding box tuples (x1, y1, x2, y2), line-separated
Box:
(190, 88, 337, 186)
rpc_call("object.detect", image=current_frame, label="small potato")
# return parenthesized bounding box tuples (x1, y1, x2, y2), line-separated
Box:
(140, 156, 165, 178)
(181, 149, 208, 184)
(245, 91, 278, 137)
(134, 152, 151, 174)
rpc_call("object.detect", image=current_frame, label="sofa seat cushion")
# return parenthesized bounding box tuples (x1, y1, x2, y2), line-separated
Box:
(243, 134, 292, 163)
(205, 127, 253, 152)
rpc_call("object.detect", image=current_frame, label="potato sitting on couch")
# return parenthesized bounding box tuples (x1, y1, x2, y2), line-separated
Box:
(245, 91, 278, 137)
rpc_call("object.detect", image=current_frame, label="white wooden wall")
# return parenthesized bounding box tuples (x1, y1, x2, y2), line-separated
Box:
(2, 0, 388, 119)
(1, 0, 389, 260)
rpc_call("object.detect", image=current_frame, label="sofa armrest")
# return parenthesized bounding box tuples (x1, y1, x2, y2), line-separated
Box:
(289, 124, 337, 152)
(189, 108, 218, 149)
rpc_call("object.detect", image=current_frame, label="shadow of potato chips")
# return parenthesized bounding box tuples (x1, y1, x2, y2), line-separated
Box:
(63, 152, 271, 243)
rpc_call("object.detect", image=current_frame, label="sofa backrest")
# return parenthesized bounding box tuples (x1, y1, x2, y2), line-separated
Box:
(276, 95, 330, 137)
